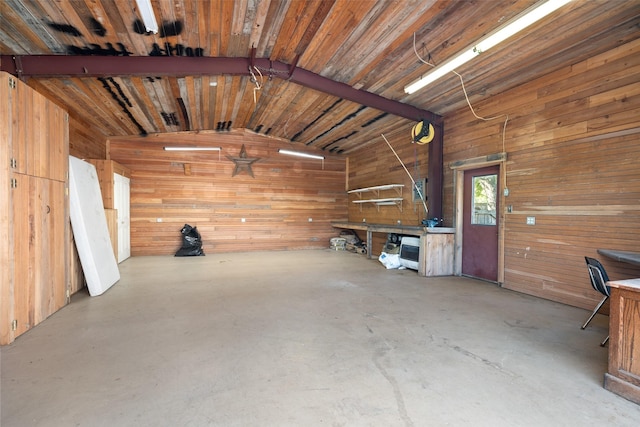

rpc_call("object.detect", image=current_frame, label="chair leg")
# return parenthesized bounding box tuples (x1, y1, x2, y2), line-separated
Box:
(600, 335, 609, 347)
(581, 295, 608, 329)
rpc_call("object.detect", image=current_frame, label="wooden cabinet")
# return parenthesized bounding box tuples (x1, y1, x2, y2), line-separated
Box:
(605, 279, 640, 405)
(1, 72, 69, 345)
(419, 230, 454, 276)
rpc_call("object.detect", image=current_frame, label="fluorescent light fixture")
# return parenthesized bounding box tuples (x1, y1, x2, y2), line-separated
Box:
(278, 149, 324, 160)
(163, 147, 221, 151)
(135, 0, 159, 34)
(404, 0, 572, 94)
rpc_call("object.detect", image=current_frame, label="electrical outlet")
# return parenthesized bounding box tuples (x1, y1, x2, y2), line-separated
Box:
(526, 216, 536, 225)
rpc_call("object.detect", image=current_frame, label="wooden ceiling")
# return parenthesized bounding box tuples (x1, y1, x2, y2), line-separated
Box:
(1, 0, 638, 154)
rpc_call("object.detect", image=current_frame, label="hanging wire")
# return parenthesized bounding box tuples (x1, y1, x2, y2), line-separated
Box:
(411, 32, 510, 195)
(249, 65, 264, 104)
(382, 134, 428, 216)
(413, 33, 436, 67)
(452, 70, 509, 153)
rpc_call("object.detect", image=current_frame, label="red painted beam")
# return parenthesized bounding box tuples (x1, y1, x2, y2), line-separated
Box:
(0, 55, 441, 123)
(289, 66, 441, 124)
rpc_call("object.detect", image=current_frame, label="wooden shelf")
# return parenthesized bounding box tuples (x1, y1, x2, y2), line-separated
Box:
(349, 184, 404, 212)
(352, 197, 403, 205)
(348, 184, 404, 194)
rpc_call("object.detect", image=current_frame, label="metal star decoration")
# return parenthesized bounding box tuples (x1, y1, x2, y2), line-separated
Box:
(226, 144, 260, 177)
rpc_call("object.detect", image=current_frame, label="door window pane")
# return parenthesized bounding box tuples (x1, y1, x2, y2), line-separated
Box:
(472, 174, 497, 225)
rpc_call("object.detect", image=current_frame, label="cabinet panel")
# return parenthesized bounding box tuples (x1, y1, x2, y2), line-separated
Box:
(8, 175, 68, 338)
(0, 74, 11, 343)
(46, 101, 69, 182)
(34, 178, 68, 320)
(8, 75, 28, 174)
(1, 71, 69, 345)
(6, 73, 68, 181)
(11, 174, 35, 337)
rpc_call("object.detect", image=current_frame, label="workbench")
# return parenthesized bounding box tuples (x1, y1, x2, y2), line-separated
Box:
(332, 222, 455, 277)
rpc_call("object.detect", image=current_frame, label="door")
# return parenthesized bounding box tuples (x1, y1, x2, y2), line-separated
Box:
(113, 173, 130, 262)
(9, 175, 67, 337)
(462, 165, 499, 282)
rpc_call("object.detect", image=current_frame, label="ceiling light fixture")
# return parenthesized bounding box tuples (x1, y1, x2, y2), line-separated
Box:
(135, 0, 159, 34)
(404, 0, 572, 94)
(163, 147, 221, 151)
(278, 149, 324, 160)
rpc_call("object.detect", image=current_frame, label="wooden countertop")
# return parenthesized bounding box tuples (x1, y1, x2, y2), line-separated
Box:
(331, 222, 455, 235)
(597, 249, 640, 266)
(607, 278, 640, 292)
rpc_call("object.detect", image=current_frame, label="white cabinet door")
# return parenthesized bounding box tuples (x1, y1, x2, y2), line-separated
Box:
(113, 173, 130, 262)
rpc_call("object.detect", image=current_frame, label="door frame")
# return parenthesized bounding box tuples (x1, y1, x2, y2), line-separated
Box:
(450, 152, 507, 284)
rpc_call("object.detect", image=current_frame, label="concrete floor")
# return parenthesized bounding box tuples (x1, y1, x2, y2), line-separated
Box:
(2, 250, 639, 426)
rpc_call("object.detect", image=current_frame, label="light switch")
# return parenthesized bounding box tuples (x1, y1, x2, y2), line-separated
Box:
(526, 216, 536, 225)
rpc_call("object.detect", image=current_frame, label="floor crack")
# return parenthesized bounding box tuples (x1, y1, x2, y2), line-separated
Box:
(372, 347, 414, 427)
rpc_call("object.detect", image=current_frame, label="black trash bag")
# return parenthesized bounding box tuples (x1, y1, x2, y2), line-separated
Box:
(175, 224, 205, 256)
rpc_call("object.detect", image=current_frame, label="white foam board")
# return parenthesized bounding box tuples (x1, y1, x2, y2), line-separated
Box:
(68, 156, 120, 296)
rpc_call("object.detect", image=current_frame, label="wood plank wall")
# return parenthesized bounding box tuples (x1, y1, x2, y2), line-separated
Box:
(108, 130, 347, 255)
(440, 38, 640, 309)
(68, 116, 107, 159)
(346, 128, 430, 255)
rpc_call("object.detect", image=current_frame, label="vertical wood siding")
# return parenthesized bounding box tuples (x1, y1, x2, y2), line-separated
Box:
(109, 130, 347, 256)
(442, 38, 640, 309)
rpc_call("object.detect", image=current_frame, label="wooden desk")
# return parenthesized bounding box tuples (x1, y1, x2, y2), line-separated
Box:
(597, 249, 640, 267)
(604, 278, 640, 405)
(331, 222, 455, 277)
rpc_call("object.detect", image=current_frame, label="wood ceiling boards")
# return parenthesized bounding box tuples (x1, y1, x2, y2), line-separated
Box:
(1, 0, 638, 154)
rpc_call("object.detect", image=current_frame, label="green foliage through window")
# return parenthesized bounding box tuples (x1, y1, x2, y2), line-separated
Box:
(472, 174, 497, 225)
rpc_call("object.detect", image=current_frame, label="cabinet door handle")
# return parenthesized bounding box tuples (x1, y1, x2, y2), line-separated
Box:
(46, 205, 51, 214)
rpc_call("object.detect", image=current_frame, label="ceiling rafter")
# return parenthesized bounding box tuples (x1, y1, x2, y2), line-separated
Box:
(0, 54, 442, 124)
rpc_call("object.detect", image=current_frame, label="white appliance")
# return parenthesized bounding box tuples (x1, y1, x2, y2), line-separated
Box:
(399, 236, 420, 270)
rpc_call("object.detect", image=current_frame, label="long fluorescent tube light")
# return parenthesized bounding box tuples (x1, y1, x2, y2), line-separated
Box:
(279, 149, 324, 160)
(404, 0, 572, 94)
(164, 147, 221, 151)
(135, 0, 159, 34)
